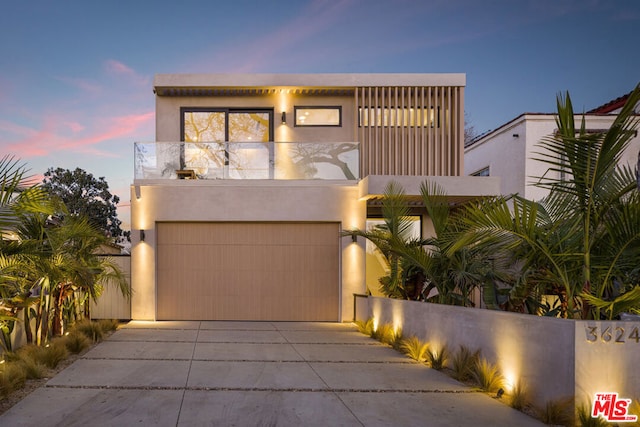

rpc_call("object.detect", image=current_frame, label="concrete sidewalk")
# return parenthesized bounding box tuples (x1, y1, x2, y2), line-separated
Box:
(0, 321, 543, 426)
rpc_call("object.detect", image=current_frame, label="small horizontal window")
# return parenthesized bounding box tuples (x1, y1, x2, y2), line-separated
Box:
(295, 106, 342, 127)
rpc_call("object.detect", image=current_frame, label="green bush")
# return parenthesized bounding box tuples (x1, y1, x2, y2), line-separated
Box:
(62, 330, 91, 354)
(73, 319, 103, 342)
(16, 357, 47, 380)
(0, 361, 27, 397)
(97, 319, 120, 333)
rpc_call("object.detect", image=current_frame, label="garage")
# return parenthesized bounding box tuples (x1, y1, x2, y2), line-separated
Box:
(156, 222, 340, 321)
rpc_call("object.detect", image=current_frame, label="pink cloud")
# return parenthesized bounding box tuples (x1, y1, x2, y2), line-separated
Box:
(1, 111, 154, 158)
(105, 59, 150, 87)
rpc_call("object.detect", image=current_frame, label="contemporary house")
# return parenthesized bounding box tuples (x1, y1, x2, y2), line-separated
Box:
(464, 90, 640, 200)
(130, 73, 500, 322)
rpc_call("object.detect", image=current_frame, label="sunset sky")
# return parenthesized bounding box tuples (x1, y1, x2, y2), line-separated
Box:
(1, 0, 638, 230)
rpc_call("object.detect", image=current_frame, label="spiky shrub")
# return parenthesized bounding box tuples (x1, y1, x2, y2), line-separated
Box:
(98, 319, 120, 332)
(472, 358, 504, 392)
(74, 319, 103, 343)
(390, 328, 404, 351)
(400, 336, 429, 362)
(62, 330, 91, 354)
(354, 318, 374, 336)
(426, 345, 448, 370)
(0, 362, 27, 397)
(371, 323, 396, 345)
(536, 397, 574, 426)
(39, 339, 69, 369)
(508, 381, 529, 411)
(16, 358, 47, 380)
(576, 404, 608, 427)
(451, 345, 480, 382)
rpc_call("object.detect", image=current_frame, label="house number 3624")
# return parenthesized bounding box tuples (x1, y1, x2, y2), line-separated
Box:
(586, 326, 640, 343)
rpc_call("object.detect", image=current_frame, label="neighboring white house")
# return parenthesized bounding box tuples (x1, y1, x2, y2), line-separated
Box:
(130, 73, 500, 322)
(464, 90, 640, 200)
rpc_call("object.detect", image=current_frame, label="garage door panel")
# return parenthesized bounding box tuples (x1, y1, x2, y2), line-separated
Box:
(157, 222, 339, 321)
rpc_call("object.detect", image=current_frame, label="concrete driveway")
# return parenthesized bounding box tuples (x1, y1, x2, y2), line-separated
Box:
(0, 321, 542, 426)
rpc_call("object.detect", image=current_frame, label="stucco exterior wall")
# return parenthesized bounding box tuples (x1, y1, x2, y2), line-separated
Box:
(465, 114, 640, 200)
(130, 180, 366, 321)
(155, 94, 356, 144)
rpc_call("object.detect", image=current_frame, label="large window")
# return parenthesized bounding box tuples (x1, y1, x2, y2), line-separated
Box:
(180, 108, 273, 179)
(181, 108, 273, 142)
(294, 106, 342, 127)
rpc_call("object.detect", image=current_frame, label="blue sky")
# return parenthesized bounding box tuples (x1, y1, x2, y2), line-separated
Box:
(1, 0, 638, 229)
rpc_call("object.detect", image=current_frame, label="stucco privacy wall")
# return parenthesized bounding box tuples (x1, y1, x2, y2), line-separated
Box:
(366, 297, 575, 407)
(130, 181, 366, 321)
(365, 297, 640, 410)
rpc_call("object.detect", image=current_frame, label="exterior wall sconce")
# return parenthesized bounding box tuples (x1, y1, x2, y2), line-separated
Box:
(281, 111, 286, 124)
(512, 133, 519, 138)
(351, 234, 357, 243)
(140, 230, 146, 241)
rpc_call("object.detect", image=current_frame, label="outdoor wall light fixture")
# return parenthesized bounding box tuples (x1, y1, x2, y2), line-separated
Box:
(140, 230, 146, 242)
(351, 234, 357, 243)
(512, 133, 519, 138)
(496, 388, 505, 399)
(281, 111, 286, 124)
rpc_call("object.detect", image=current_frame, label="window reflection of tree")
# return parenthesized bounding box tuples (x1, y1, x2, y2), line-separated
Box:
(182, 112, 271, 179)
(289, 143, 357, 179)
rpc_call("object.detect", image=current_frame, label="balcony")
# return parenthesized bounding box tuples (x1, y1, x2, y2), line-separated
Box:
(134, 141, 359, 181)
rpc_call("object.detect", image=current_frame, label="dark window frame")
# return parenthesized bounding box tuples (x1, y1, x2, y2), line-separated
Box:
(180, 107, 274, 142)
(294, 106, 342, 127)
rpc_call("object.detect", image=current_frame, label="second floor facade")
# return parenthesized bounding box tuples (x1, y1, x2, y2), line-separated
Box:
(136, 73, 466, 181)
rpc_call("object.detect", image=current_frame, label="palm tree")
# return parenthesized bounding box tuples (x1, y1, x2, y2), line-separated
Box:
(453, 84, 640, 319)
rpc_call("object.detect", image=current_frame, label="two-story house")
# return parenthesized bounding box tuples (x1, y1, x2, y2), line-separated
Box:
(130, 73, 500, 322)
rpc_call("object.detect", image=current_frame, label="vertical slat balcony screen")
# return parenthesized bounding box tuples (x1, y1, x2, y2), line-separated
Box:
(356, 86, 463, 177)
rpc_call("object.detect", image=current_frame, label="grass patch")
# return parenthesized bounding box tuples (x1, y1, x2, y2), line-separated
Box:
(399, 336, 429, 362)
(73, 319, 103, 343)
(508, 381, 529, 411)
(354, 318, 374, 336)
(576, 404, 608, 427)
(62, 330, 91, 354)
(472, 358, 504, 393)
(451, 345, 480, 382)
(426, 344, 448, 370)
(0, 362, 27, 398)
(16, 358, 47, 380)
(536, 396, 574, 427)
(97, 319, 120, 333)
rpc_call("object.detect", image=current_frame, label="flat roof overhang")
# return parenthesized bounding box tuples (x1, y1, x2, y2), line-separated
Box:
(154, 73, 466, 96)
(359, 175, 501, 206)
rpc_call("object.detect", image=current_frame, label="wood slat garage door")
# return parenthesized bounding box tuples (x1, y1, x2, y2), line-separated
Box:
(157, 222, 339, 321)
